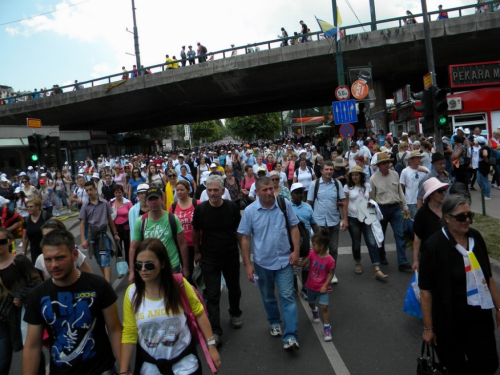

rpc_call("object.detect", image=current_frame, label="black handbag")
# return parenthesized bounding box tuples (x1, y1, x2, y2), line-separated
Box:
(417, 341, 449, 375)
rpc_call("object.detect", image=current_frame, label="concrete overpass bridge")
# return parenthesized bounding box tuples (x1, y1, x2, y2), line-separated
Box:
(1, 10, 499, 133)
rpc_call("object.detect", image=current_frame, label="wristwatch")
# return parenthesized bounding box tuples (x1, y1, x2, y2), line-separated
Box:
(206, 338, 216, 346)
(114, 232, 119, 236)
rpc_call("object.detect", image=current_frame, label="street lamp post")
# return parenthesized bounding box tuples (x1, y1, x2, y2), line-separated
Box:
(131, 0, 141, 71)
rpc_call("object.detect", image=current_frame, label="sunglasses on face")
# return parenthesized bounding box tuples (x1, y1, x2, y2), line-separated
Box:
(168, 174, 176, 177)
(448, 212, 474, 223)
(134, 261, 157, 271)
(0, 238, 9, 245)
(271, 178, 280, 181)
(434, 188, 447, 194)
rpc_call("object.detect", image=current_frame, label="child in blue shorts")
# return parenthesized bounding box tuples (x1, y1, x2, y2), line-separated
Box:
(297, 228, 335, 341)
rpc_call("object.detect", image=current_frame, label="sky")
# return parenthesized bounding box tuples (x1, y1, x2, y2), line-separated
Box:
(1, 0, 475, 93)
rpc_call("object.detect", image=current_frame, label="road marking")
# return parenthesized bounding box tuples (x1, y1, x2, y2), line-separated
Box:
(297, 278, 350, 375)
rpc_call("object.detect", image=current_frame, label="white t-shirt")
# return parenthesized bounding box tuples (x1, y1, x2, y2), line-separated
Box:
(344, 183, 371, 218)
(279, 171, 287, 187)
(400, 166, 429, 205)
(345, 151, 358, 169)
(295, 167, 314, 191)
(35, 249, 87, 280)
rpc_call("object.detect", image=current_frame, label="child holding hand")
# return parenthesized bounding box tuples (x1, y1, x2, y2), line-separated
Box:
(296, 228, 335, 341)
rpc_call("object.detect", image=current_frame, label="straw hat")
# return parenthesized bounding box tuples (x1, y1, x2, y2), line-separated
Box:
(423, 177, 449, 201)
(408, 150, 424, 159)
(334, 157, 346, 167)
(347, 165, 365, 175)
(375, 152, 393, 165)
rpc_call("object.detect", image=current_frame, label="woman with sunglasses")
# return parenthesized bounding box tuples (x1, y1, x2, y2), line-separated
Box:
(0, 228, 45, 375)
(127, 167, 146, 204)
(120, 238, 221, 375)
(419, 194, 500, 374)
(178, 165, 196, 197)
(412, 177, 449, 271)
(22, 198, 53, 265)
(113, 166, 126, 187)
(165, 169, 178, 211)
(270, 170, 291, 199)
(168, 181, 200, 283)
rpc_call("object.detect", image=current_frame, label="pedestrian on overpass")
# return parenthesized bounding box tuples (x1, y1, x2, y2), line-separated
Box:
(239, 176, 301, 351)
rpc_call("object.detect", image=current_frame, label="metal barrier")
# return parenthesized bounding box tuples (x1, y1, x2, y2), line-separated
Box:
(1, 1, 497, 103)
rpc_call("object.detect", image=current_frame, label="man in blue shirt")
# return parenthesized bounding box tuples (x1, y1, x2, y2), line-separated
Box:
(306, 161, 348, 284)
(290, 182, 318, 299)
(238, 176, 301, 351)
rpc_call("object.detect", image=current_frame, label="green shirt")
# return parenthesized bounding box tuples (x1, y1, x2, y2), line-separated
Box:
(132, 211, 183, 268)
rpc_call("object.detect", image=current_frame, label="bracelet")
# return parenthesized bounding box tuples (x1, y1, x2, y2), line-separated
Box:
(423, 326, 433, 331)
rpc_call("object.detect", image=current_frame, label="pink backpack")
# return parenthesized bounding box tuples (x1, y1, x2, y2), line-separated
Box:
(173, 274, 218, 373)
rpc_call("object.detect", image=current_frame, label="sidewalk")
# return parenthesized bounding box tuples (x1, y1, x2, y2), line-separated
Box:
(470, 183, 500, 219)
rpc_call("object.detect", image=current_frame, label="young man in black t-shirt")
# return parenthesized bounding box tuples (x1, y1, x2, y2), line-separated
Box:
(23, 230, 122, 375)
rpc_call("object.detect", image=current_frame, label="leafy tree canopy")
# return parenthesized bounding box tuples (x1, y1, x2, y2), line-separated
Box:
(226, 113, 281, 140)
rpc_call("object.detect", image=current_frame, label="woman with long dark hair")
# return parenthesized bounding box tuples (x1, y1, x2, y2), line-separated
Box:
(0, 228, 44, 374)
(127, 167, 146, 204)
(120, 238, 220, 375)
(110, 185, 133, 263)
(344, 166, 387, 280)
(54, 170, 71, 216)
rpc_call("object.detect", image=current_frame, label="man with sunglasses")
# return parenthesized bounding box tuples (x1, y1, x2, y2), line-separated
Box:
(23, 229, 123, 375)
(369, 152, 412, 271)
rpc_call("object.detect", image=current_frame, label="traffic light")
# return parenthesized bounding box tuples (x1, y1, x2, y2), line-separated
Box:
(27, 135, 40, 162)
(40, 135, 50, 160)
(433, 86, 448, 127)
(413, 89, 434, 132)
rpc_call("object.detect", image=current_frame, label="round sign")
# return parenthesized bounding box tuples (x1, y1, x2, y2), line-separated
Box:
(339, 123, 354, 138)
(335, 86, 350, 101)
(351, 80, 369, 100)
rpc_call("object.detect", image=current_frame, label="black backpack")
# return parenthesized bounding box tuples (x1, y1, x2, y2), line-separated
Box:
(394, 152, 408, 176)
(276, 196, 310, 258)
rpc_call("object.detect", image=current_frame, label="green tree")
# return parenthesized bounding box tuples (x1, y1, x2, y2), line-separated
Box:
(190, 121, 222, 143)
(226, 113, 281, 140)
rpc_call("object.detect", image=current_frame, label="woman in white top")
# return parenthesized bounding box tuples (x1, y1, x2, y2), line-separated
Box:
(420, 141, 433, 170)
(15, 188, 30, 219)
(21, 178, 40, 201)
(272, 162, 288, 189)
(292, 158, 316, 200)
(470, 139, 481, 191)
(119, 238, 220, 375)
(147, 163, 164, 189)
(343, 165, 388, 281)
(197, 156, 209, 185)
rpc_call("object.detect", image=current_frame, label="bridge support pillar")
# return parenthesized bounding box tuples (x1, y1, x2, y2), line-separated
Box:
(369, 80, 387, 133)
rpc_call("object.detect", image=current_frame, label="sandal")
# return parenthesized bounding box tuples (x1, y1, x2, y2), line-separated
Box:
(355, 262, 362, 274)
(375, 269, 388, 281)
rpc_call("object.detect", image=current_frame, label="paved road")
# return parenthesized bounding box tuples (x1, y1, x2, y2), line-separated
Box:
(9, 214, 500, 375)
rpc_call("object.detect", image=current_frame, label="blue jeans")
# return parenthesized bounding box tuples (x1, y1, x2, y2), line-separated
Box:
(408, 204, 418, 219)
(0, 321, 12, 375)
(347, 217, 380, 265)
(254, 263, 298, 342)
(378, 204, 408, 266)
(477, 172, 491, 198)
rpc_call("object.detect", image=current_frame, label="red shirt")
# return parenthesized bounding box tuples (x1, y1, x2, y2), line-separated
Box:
(168, 201, 200, 247)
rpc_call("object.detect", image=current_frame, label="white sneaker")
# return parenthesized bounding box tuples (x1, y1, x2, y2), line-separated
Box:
(283, 337, 300, 350)
(485, 197, 492, 200)
(330, 275, 338, 284)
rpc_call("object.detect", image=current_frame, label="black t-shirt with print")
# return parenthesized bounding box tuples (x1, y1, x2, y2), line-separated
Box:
(24, 272, 118, 375)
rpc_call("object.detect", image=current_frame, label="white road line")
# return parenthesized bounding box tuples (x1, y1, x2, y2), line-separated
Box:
(297, 278, 350, 375)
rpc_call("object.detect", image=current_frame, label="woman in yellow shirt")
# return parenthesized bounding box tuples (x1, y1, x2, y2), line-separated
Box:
(164, 169, 178, 211)
(120, 238, 220, 374)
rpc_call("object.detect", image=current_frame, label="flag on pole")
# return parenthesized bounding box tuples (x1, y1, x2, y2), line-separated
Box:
(315, 8, 343, 40)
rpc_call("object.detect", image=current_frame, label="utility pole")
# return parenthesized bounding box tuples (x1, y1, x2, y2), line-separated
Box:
(369, 0, 377, 31)
(131, 0, 141, 71)
(420, 0, 443, 153)
(331, 0, 345, 85)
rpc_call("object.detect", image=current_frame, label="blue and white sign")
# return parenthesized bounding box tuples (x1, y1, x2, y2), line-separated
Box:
(332, 100, 357, 125)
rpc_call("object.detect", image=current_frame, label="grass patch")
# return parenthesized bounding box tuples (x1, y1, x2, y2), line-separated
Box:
(471, 214, 500, 261)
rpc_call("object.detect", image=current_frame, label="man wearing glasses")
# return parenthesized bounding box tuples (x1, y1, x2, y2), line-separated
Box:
(399, 151, 429, 219)
(369, 152, 412, 272)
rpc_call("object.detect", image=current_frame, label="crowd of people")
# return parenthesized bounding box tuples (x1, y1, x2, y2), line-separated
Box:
(1, 128, 500, 374)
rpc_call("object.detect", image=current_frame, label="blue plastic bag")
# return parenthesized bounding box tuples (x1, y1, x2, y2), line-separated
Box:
(403, 271, 422, 319)
(403, 217, 414, 239)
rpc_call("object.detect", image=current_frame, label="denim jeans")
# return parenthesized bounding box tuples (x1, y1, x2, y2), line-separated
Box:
(347, 217, 380, 265)
(54, 190, 69, 214)
(0, 321, 12, 375)
(378, 204, 408, 266)
(477, 172, 491, 198)
(254, 263, 298, 342)
(408, 204, 418, 219)
(201, 256, 242, 336)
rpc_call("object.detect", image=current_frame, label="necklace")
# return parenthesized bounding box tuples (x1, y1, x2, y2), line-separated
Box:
(52, 270, 81, 284)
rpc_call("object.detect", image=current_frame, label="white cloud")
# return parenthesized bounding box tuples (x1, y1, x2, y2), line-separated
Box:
(5, 27, 19, 36)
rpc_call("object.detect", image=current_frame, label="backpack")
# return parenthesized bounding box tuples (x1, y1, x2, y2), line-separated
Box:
(394, 152, 408, 176)
(276, 196, 310, 258)
(312, 178, 340, 210)
(294, 166, 314, 178)
(140, 212, 180, 260)
(171, 198, 198, 213)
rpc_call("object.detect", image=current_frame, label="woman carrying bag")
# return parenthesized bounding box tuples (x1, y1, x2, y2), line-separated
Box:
(120, 238, 221, 375)
(419, 194, 500, 374)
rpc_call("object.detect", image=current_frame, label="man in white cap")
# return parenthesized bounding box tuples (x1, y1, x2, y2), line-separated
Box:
(128, 183, 150, 240)
(175, 153, 191, 176)
(399, 151, 428, 218)
(27, 166, 38, 186)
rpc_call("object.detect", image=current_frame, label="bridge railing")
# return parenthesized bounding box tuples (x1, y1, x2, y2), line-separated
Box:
(1, 1, 497, 104)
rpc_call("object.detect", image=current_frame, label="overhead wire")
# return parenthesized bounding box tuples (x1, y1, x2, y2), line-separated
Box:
(0, 0, 91, 27)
